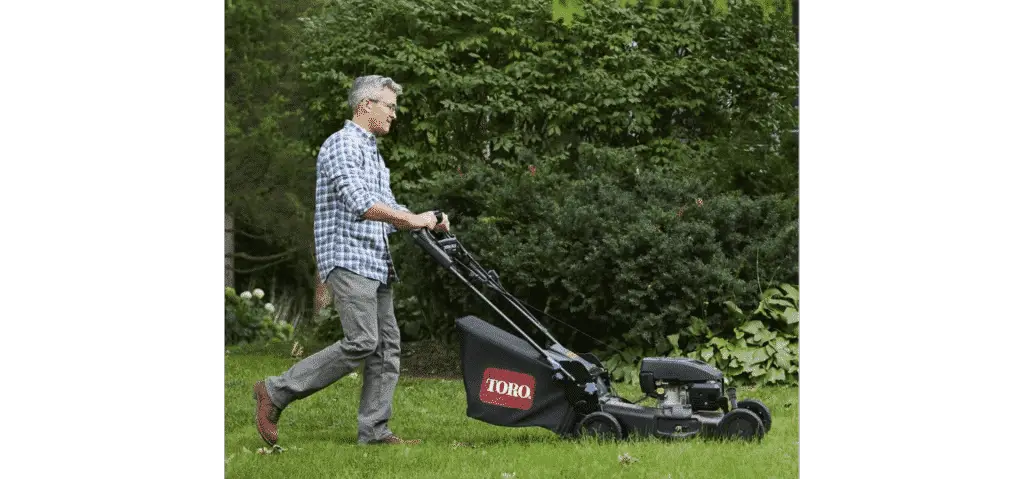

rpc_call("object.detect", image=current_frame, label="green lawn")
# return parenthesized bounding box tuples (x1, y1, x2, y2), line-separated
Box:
(225, 347, 799, 478)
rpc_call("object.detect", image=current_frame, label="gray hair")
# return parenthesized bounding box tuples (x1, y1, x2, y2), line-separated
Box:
(347, 75, 403, 110)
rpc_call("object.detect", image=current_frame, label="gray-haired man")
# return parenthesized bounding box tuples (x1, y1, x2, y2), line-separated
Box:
(253, 75, 449, 446)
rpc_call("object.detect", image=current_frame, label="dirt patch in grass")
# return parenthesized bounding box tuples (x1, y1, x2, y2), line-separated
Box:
(399, 340, 462, 379)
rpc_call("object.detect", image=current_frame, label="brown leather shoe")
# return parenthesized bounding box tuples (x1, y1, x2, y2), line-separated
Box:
(253, 381, 282, 445)
(369, 434, 422, 445)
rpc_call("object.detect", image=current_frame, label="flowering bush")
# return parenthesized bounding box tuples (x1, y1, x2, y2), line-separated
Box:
(225, 287, 294, 346)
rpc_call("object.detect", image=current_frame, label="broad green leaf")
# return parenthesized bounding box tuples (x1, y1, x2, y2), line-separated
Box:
(751, 347, 770, 364)
(701, 348, 714, 361)
(739, 320, 766, 335)
(724, 300, 744, 318)
(774, 349, 792, 369)
(709, 337, 730, 349)
(780, 284, 799, 303)
(753, 329, 777, 344)
(667, 333, 680, 350)
(732, 348, 755, 366)
(767, 298, 793, 308)
(783, 307, 799, 324)
(767, 368, 785, 383)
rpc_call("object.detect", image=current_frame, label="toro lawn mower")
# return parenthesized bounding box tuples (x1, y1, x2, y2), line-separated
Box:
(410, 215, 772, 441)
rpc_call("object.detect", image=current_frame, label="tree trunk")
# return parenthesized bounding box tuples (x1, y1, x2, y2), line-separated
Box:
(225, 212, 235, 288)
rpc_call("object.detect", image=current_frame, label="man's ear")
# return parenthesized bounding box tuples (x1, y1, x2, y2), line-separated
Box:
(354, 99, 369, 116)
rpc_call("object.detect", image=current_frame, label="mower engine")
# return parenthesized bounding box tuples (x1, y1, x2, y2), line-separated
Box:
(639, 357, 732, 415)
(573, 355, 772, 441)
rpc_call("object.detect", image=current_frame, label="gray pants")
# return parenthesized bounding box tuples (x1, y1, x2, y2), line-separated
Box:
(265, 267, 402, 444)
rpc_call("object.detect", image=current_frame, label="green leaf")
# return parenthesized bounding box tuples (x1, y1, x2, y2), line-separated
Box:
(766, 368, 785, 383)
(701, 347, 714, 361)
(738, 320, 766, 335)
(782, 307, 799, 324)
(724, 300, 744, 318)
(780, 284, 799, 302)
(774, 349, 792, 370)
(752, 329, 777, 344)
(709, 337, 730, 349)
(667, 333, 680, 350)
(732, 348, 754, 366)
(751, 347, 770, 364)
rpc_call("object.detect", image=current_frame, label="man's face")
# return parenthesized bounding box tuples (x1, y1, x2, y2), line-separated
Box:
(364, 88, 398, 135)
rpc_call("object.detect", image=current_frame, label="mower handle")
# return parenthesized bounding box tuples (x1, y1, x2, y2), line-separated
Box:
(410, 210, 455, 268)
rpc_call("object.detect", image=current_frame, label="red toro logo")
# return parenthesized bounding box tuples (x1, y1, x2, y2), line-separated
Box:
(479, 368, 536, 410)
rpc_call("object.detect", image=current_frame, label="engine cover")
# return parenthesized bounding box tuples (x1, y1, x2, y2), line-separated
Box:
(640, 357, 723, 385)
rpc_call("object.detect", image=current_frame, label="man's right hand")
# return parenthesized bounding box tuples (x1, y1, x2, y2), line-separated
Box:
(408, 211, 438, 230)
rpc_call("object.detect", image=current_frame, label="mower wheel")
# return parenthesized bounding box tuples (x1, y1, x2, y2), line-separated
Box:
(575, 412, 624, 441)
(716, 408, 765, 441)
(736, 399, 772, 433)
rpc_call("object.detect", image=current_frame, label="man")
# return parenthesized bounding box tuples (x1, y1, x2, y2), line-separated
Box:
(253, 75, 449, 446)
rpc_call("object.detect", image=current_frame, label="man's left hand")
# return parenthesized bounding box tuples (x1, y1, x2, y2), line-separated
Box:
(434, 213, 450, 232)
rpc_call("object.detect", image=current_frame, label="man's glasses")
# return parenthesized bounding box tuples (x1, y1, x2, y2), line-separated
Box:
(368, 98, 399, 113)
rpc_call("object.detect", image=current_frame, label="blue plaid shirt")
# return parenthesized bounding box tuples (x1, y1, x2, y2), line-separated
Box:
(314, 120, 410, 285)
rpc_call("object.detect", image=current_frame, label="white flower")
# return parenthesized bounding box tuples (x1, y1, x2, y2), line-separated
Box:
(253, 288, 265, 299)
(264, 303, 275, 313)
(240, 291, 253, 300)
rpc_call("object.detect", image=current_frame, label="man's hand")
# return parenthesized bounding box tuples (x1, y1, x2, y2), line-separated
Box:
(409, 211, 438, 230)
(434, 212, 450, 232)
(314, 280, 332, 312)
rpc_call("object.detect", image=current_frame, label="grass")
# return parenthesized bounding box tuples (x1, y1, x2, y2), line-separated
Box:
(225, 344, 798, 478)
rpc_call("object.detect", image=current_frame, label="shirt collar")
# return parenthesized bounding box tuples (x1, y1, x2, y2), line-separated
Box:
(343, 120, 377, 145)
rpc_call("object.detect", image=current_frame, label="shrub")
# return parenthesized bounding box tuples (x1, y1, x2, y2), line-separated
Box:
(299, 0, 799, 199)
(388, 146, 797, 365)
(225, 287, 295, 345)
(605, 283, 799, 387)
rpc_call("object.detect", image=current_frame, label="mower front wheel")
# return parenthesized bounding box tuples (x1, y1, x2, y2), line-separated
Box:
(575, 412, 624, 441)
(715, 408, 765, 441)
(736, 399, 772, 433)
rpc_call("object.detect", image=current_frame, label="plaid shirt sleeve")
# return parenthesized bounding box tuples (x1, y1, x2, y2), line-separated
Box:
(383, 188, 410, 235)
(319, 134, 377, 216)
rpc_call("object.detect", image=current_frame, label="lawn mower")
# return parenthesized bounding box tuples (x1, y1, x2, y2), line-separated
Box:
(410, 214, 772, 441)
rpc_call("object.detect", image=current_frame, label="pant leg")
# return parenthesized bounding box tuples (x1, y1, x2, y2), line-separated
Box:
(356, 282, 403, 443)
(265, 268, 381, 409)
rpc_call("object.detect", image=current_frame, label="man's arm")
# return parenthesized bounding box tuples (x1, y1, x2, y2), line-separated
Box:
(319, 136, 431, 230)
(363, 202, 433, 230)
(382, 187, 412, 234)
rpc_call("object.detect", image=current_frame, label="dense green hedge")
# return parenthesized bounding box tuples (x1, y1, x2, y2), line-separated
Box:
(386, 145, 797, 375)
(300, 0, 798, 198)
(229, 0, 800, 385)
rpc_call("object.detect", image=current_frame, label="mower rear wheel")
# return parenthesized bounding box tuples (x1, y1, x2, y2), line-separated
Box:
(716, 408, 765, 441)
(736, 399, 772, 433)
(576, 412, 624, 441)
